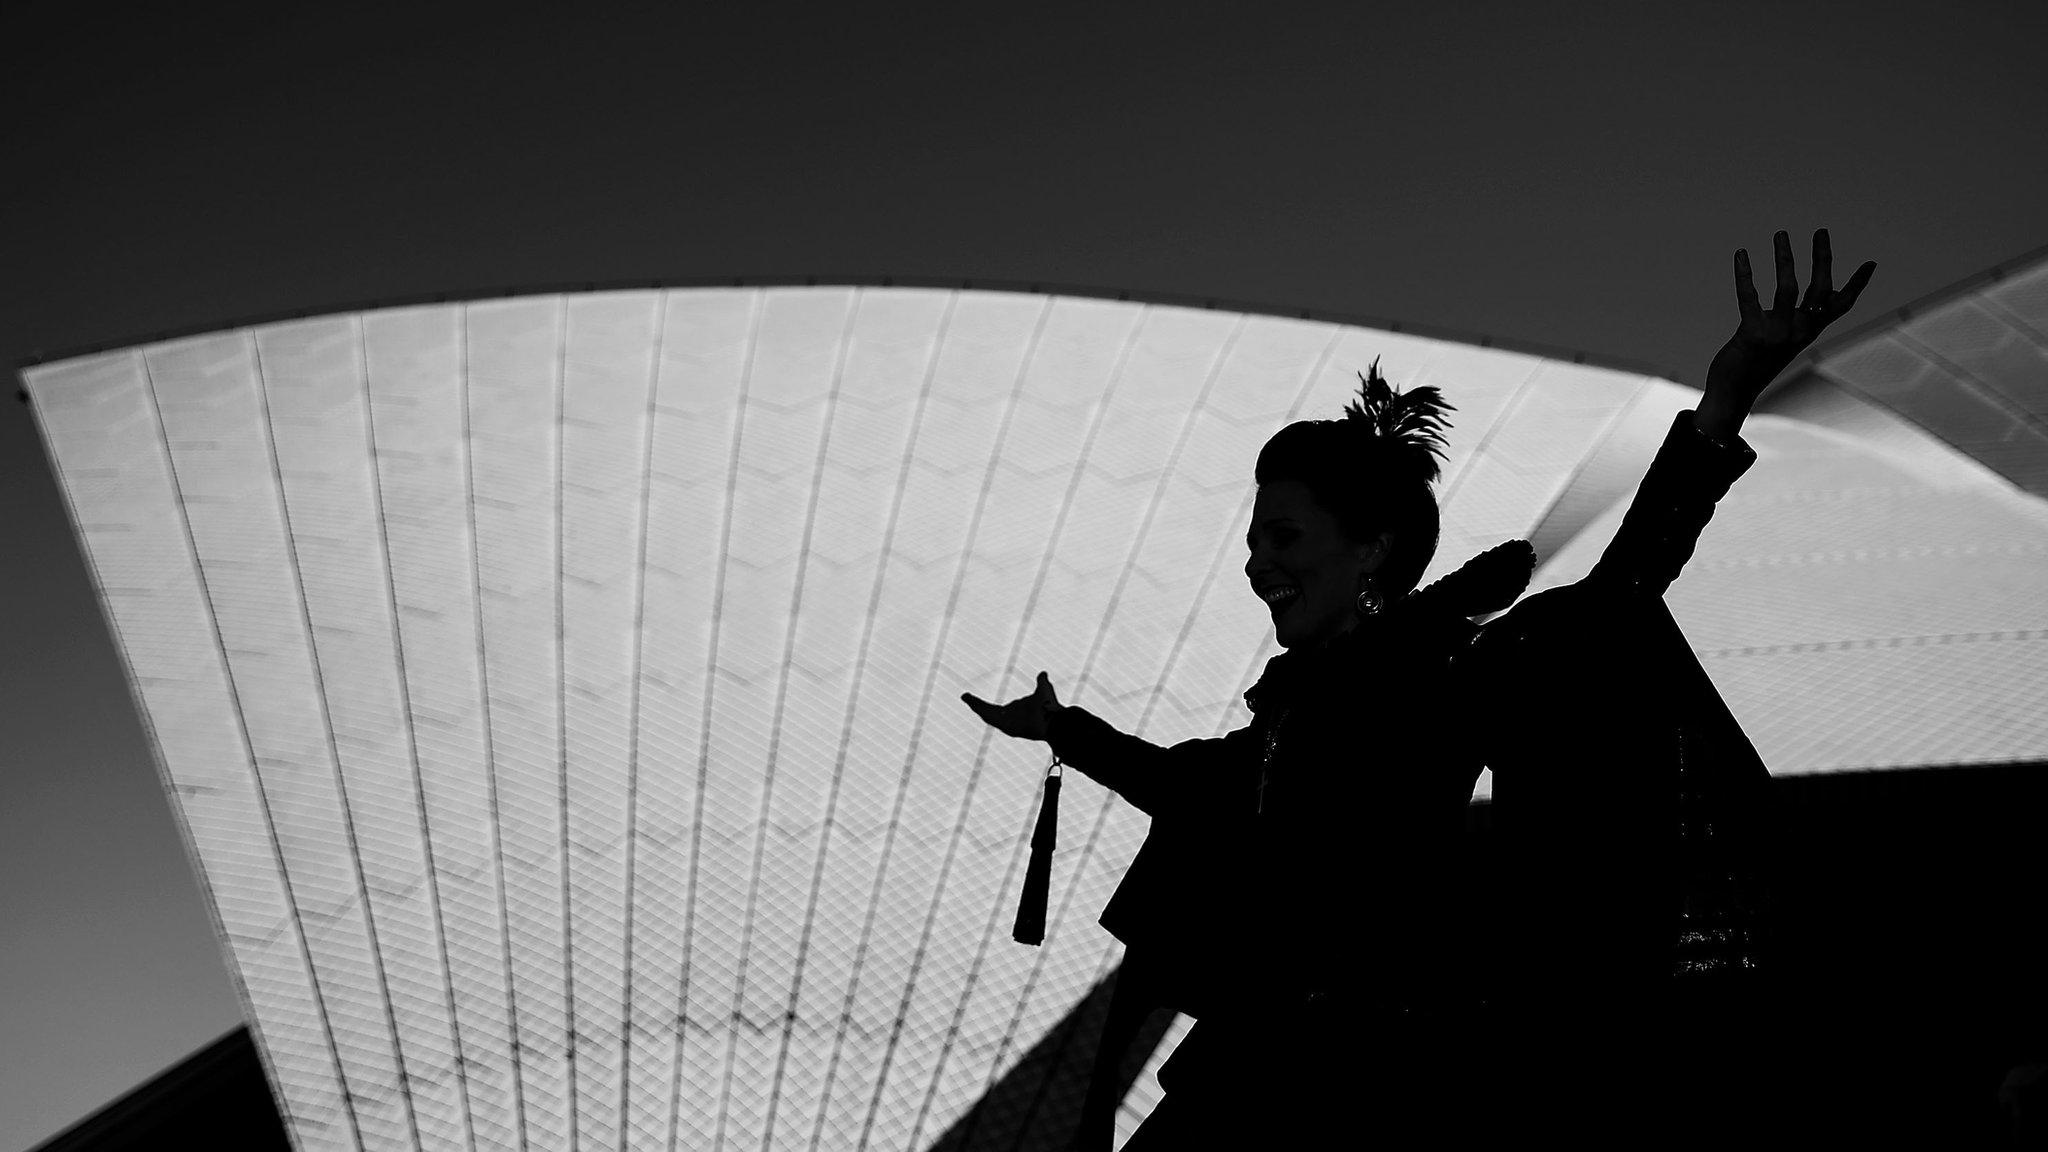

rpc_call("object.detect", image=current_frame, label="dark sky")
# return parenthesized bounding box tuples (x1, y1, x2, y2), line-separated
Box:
(4, 3, 2043, 1145)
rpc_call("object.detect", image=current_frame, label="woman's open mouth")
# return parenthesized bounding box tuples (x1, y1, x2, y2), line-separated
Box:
(1259, 585, 1300, 613)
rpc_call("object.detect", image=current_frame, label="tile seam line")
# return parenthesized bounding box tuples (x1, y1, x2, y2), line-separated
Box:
(356, 313, 482, 1152)
(751, 289, 869, 1151)
(1976, 289, 2048, 349)
(851, 296, 1058, 1152)
(799, 292, 961, 1152)
(1057, 329, 1344, 1137)
(1805, 361, 2038, 499)
(1886, 325, 2048, 440)
(946, 314, 1255, 1145)
(979, 319, 1340, 1141)
(1789, 241, 2048, 377)
(1435, 358, 1555, 513)
(706, 290, 787, 1151)
(552, 296, 582, 1152)
(1513, 379, 1659, 575)
(665, 287, 767, 1152)
(1184, 324, 1347, 754)
(917, 301, 1159, 1149)
(253, 329, 424, 1144)
(92, 351, 365, 1150)
(614, 289, 669, 1148)
(1697, 627, 2048, 658)
(458, 302, 532, 1148)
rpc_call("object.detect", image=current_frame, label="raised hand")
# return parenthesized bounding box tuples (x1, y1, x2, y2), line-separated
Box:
(1700, 228, 1876, 439)
(961, 671, 1064, 742)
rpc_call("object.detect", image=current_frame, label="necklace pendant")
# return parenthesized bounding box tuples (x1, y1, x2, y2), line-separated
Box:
(1257, 709, 1288, 816)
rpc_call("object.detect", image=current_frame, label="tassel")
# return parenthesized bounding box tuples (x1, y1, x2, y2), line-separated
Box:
(1012, 754, 1063, 946)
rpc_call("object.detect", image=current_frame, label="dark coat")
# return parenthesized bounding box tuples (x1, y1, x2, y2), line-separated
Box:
(1047, 410, 1772, 1141)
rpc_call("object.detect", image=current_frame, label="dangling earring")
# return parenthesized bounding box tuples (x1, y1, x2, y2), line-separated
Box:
(1355, 580, 1383, 618)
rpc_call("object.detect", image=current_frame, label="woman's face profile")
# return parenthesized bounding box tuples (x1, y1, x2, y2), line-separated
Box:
(1245, 479, 1384, 650)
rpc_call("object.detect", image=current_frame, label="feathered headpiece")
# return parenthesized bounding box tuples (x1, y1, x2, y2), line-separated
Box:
(1341, 357, 1455, 487)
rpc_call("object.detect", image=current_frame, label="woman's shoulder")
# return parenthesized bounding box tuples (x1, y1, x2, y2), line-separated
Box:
(1469, 576, 1666, 649)
(1461, 579, 1600, 677)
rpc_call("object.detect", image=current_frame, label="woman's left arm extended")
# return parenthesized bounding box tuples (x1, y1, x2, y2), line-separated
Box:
(961, 672, 1253, 817)
(1591, 228, 1876, 596)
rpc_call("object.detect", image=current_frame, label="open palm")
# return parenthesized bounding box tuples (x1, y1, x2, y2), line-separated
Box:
(961, 671, 1063, 742)
(1705, 228, 1876, 411)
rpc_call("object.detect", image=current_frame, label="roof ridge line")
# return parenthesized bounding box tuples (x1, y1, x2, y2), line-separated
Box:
(14, 274, 1683, 384)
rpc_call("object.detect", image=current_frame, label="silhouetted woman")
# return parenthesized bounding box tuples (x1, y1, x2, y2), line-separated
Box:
(964, 230, 1874, 1147)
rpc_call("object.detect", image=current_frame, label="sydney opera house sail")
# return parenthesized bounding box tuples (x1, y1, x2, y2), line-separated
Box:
(19, 269, 2048, 1150)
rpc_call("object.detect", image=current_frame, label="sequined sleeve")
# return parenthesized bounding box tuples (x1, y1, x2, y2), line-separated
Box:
(1587, 409, 1758, 598)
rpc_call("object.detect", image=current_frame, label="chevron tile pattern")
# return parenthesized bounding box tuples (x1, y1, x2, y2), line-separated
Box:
(24, 286, 1833, 1149)
(1809, 248, 2048, 499)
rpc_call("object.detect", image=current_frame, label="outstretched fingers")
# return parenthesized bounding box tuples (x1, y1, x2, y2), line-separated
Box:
(1837, 259, 1878, 318)
(1741, 229, 1876, 326)
(1773, 229, 1799, 311)
(1734, 249, 1762, 324)
(1802, 228, 1835, 309)
(961, 692, 998, 725)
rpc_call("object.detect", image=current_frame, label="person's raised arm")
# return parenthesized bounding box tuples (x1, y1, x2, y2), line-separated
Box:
(1591, 228, 1876, 597)
(961, 672, 1250, 818)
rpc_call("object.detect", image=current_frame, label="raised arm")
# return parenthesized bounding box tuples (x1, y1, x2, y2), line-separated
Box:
(961, 672, 1254, 818)
(1586, 409, 1757, 597)
(1591, 228, 1875, 597)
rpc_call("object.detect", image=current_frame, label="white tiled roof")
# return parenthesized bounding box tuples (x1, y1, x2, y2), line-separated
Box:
(20, 286, 1937, 1149)
(1535, 414, 2048, 774)
(1765, 244, 2048, 498)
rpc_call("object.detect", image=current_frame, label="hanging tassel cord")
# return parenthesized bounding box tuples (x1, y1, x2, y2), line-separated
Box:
(1012, 753, 1063, 946)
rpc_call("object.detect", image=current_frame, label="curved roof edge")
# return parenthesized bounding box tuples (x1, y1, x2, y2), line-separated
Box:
(1764, 238, 2048, 499)
(12, 272, 1684, 384)
(1787, 237, 2048, 375)
(1755, 375, 2025, 494)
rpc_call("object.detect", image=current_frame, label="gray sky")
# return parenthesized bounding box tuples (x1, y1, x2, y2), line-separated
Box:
(4, 3, 2044, 1146)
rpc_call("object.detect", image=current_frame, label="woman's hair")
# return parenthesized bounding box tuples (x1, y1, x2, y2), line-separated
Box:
(1253, 358, 1455, 600)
